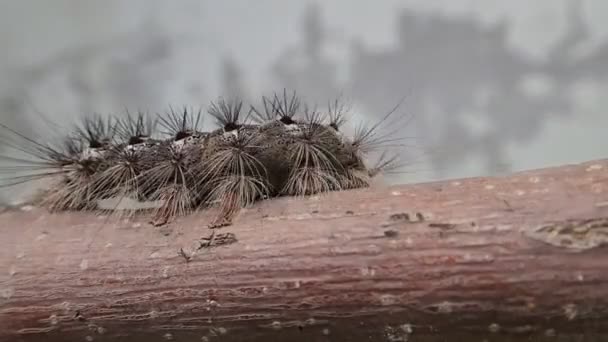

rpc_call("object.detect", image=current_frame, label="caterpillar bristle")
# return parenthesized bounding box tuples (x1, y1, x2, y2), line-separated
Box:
(0, 122, 71, 168)
(1, 90, 414, 227)
(272, 89, 301, 125)
(250, 95, 278, 124)
(0, 122, 107, 211)
(199, 128, 269, 227)
(283, 167, 342, 197)
(208, 97, 248, 132)
(41, 170, 96, 211)
(350, 96, 412, 155)
(93, 145, 143, 200)
(250, 89, 301, 126)
(302, 104, 323, 126)
(141, 139, 201, 226)
(280, 106, 345, 196)
(206, 174, 269, 226)
(369, 151, 402, 176)
(72, 113, 117, 149)
(341, 168, 371, 190)
(157, 106, 204, 141)
(327, 96, 350, 131)
(150, 183, 195, 227)
(199, 127, 267, 189)
(115, 110, 158, 145)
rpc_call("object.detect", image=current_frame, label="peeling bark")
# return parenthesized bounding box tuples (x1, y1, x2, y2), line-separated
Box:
(2, 159, 608, 341)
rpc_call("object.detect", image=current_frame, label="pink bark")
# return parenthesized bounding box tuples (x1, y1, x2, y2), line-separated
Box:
(2, 159, 608, 341)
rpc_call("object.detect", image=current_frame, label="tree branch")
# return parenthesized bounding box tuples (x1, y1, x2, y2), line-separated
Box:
(2, 159, 608, 341)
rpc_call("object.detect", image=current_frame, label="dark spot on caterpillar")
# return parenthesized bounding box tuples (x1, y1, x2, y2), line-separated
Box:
(345, 210, 354, 215)
(128, 136, 147, 145)
(174, 131, 190, 141)
(89, 140, 104, 149)
(279, 116, 296, 125)
(223, 122, 240, 132)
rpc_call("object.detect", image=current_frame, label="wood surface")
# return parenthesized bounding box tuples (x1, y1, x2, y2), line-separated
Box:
(2, 159, 608, 341)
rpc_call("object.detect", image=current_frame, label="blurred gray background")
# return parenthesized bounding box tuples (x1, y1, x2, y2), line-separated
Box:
(1, 0, 607, 202)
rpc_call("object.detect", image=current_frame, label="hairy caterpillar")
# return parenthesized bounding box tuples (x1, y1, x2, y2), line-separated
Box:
(0, 90, 407, 228)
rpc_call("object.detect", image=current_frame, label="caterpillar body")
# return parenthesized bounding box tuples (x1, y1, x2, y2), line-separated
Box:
(0, 90, 406, 228)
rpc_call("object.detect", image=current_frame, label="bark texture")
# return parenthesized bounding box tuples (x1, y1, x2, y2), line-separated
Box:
(2, 159, 608, 341)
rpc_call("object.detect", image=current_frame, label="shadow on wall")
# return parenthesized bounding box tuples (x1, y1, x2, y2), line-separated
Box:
(256, 1, 608, 179)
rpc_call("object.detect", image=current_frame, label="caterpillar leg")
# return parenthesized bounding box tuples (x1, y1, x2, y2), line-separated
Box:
(150, 203, 171, 227)
(150, 191, 173, 227)
(149, 184, 194, 227)
(208, 191, 240, 229)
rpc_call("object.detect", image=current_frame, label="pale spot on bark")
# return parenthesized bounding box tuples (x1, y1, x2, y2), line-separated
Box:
(563, 303, 578, 320)
(434, 301, 454, 313)
(595, 201, 608, 208)
(360, 266, 376, 277)
(379, 294, 398, 306)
